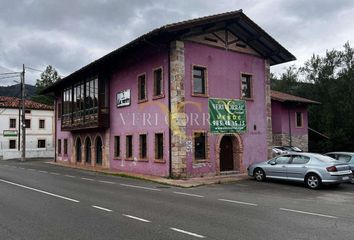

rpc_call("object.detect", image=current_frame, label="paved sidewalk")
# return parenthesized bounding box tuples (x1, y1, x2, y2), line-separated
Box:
(47, 161, 249, 187)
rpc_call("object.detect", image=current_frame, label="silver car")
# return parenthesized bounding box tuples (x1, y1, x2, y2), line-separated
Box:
(247, 153, 352, 189)
(325, 152, 354, 183)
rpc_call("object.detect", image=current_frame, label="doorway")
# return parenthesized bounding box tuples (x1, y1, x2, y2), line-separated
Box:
(76, 138, 82, 163)
(96, 137, 102, 165)
(85, 138, 91, 164)
(220, 136, 234, 172)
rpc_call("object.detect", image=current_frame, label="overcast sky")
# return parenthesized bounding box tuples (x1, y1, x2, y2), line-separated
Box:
(1, 0, 354, 86)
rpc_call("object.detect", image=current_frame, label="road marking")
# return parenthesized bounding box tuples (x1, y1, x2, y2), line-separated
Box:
(173, 192, 204, 198)
(81, 177, 95, 181)
(279, 208, 337, 219)
(99, 180, 115, 184)
(120, 183, 161, 191)
(123, 214, 150, 223)
(27, 168, 36, 171)
(0, 178, 80, 203)
(50, 172, 60, 175)
(218, 198, 258, 206)
(92, 205, 113, 212)
(39, 170, 48, 173)
(170, 227, 205, 238)
(65, 175, 76, 178)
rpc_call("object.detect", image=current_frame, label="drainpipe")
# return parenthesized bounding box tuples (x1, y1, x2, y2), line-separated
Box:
(288, 106, 292, 147)
(168, 45, 172, 178)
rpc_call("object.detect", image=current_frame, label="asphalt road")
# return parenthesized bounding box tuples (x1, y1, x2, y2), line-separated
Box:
(1, 160, 354, 240)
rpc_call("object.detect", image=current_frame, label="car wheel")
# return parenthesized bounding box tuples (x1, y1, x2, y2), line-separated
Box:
(305, 173, 322, 189)
(254, 168, 266, 182)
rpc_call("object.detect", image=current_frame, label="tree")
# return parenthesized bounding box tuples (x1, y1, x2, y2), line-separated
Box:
(31, 65, 61, 105)
(271, 65, 299, 94)
(272, 42, 354, 152)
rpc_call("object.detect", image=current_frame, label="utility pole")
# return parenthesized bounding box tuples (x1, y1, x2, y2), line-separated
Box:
(18, 98, 21, 151)
(21, 64, 26, 161)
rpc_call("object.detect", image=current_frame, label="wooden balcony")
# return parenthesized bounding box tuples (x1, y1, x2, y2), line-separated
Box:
(61, 107, 109, 131)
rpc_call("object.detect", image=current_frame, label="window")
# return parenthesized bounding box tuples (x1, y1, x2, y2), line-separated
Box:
(9, 118, 16, 128)
(241, 74, 252, 99)
(153, 68, 163, 97)
(85, 78, 98, 114)
(39, 119, 45, 129)
(194, 132, 206, 160)
(291, 155, 310, 164)
(337, 154, 352, 163)
(57, 103, 62, 119)
(155, 133, 164, 160)
(126, 135, 133, 159)
(61, 77, 104, 129)
(58, 139, 62, 155)
(25, 119, 31, 128)
(38, 139, 46, 148)
(138, 74, 147, 102)
(64, 139, 68, 155)
(295, 112, 303, 128)
(275, 156, 291, 164)
(114, 136, 120, 158)
(74, 83, 84, 113)
(9, 140, 16, 149)
(192, 66, 207, 95)
(326, 154, 336, 159)
(62, 88, 72, 126)
(139, 134, 147, 159)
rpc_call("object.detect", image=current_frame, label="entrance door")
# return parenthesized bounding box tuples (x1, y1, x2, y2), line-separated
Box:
(96, 137, 102, 165)
(220, 136, 234, 171)
(76, 139, 82, 162)
(85, 138, 91, 163)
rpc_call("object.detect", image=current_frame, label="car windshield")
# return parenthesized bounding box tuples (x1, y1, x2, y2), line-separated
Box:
(282, 146, 293, 151)
(274, 147, 286, 150)
(291, 146, 302, 152)
(315, 154, 337, 163)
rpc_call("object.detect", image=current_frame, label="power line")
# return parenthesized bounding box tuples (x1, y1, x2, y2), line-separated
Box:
(25, 66, 43, 73)
(0, 71, 22, 76)
(0, 75, 21, 80)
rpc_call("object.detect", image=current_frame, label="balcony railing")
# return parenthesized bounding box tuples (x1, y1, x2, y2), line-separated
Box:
(61, 107, 108, 130)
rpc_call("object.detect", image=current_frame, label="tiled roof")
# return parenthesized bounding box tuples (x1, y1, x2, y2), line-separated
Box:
(271, 90, 320, 104)
(0, 96, 53, 110)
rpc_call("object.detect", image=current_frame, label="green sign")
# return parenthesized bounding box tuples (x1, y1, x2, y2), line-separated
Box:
(209, 98, 247, 133)
(3, 130, 18, 137)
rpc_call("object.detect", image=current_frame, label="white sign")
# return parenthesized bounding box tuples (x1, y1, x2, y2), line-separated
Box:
(186, 140, 193, 153)
(117, 89, 131, 107)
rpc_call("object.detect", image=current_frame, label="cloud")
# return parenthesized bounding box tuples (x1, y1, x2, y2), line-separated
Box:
(1, 0, 354, 84)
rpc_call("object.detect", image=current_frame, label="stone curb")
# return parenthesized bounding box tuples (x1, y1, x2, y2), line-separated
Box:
(46, 161, 250, 188)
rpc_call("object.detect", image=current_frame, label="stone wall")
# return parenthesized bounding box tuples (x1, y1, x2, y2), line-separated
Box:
(170, 40, 187, 178)
(273, 134, 308, 151)
(265, 60, 273, 158)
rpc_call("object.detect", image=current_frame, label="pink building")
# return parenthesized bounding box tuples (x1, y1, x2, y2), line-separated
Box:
(43, 10, 295, 178)
(271, 90, 320, 151)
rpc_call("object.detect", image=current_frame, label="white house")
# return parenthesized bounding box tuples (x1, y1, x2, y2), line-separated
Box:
(0, 96, 54, 160)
